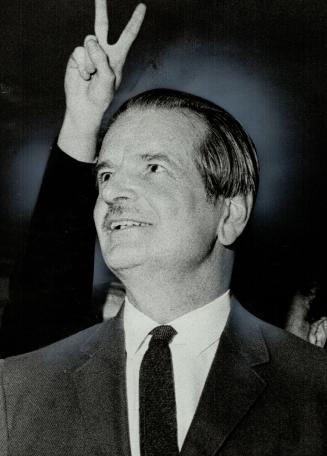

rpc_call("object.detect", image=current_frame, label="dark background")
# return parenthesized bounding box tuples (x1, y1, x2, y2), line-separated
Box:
(0, 0, 326, 325)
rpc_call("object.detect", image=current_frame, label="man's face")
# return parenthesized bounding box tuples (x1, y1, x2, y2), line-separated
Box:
(94, 107, 222, 276)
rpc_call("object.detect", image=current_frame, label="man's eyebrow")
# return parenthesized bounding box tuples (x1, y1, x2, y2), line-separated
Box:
(141, 153, 174, 165)
(94, 153, 176, 178)
(94, 160, 114, 176)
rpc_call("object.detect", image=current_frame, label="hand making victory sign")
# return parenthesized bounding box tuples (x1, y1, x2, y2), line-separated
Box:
(58, 0, 146, 162)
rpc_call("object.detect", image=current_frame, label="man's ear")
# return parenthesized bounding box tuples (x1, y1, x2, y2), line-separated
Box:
(216, 193, 254, 246)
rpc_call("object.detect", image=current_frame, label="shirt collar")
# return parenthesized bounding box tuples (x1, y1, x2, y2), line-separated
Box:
(124, 290, 231, 358)
(124, 298, 158, 357)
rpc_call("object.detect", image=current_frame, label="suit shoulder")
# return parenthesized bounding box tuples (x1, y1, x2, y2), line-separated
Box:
(1, 319, 115, 385)
(234, 303, 327, 372)
(251, 312, 327, 380)
(259, 315, 326, 356)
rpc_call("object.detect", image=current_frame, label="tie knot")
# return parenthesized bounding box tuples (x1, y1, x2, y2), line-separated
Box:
(150, 325, 177, 344)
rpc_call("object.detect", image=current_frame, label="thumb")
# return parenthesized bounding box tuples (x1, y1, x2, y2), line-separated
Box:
(85, 38, 115, 81)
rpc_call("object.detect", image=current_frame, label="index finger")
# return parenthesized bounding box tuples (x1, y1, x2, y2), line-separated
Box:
(95, 0, 109, 46)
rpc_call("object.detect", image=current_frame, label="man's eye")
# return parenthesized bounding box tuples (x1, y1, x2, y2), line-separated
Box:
(148, 164, 165, 173)
(98, 172, 112, 184)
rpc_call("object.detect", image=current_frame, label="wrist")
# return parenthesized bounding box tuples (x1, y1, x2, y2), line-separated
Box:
(58, 111, 102, 163)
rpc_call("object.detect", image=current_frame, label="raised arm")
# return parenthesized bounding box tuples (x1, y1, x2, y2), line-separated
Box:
(0, 1, 146, 356)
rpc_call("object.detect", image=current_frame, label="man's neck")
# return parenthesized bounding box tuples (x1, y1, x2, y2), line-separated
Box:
(117, 261, 232, 324)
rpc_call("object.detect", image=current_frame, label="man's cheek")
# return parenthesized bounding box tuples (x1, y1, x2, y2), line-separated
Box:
(158, 195, 183, 218)
(93, 199, 105, 231)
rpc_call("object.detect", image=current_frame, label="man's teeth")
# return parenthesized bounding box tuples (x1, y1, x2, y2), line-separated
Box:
(110, 221, 150, 231)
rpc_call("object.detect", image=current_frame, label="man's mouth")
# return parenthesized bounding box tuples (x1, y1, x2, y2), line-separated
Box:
(109, 220, 152, 231)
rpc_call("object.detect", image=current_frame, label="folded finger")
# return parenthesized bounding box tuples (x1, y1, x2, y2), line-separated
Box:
(70, 46, 90, 80)
(84, 35, 97, 74)
(85, 38, 115, 82)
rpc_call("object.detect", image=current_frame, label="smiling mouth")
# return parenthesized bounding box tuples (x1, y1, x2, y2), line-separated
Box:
(109, 220, 152, 231)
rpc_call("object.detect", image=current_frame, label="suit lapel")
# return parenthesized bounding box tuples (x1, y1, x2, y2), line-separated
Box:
(181, 300, 269, 456)
(71, 299, 269, 456)
(72, 311, 131, 456)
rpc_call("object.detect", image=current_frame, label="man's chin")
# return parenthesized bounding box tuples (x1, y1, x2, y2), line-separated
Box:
(104, 247, 145, 273)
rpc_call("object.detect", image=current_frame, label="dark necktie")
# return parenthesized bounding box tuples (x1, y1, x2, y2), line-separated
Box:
(139, 325, 179, 456)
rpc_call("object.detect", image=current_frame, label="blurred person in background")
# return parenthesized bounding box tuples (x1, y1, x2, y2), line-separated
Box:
(285, 277, 327, 348)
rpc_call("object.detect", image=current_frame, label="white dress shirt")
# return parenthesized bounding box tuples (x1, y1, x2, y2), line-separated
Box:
(124, 290, 231, 456)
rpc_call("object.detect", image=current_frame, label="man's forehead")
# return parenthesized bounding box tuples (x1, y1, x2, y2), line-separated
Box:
(99, 106, 207, 160)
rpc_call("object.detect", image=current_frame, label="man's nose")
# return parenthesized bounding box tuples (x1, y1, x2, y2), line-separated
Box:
(100, 170, 138, 203)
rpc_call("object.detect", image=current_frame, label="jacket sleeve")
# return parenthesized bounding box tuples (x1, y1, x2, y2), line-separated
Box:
(0, 143, 99, 357)
(0, 360, 8, 456)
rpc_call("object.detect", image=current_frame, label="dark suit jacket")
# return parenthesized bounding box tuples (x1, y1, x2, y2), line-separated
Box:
(0, 144, 99, 357)
(0, 300, 327, 455)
